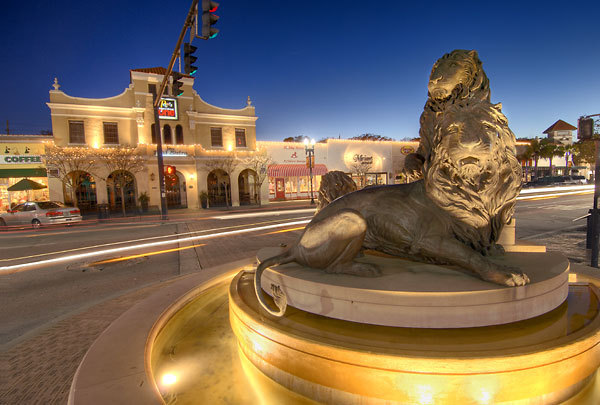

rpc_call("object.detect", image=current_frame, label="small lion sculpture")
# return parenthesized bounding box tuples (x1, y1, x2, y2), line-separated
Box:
(404, 49, 490, 181)
(255, 99, 527, 317)
(316, 170, 358, 213)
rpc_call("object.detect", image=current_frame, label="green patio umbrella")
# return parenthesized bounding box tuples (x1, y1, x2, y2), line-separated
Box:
(7, 179, 47, 191)
(7, 179, 47, 206)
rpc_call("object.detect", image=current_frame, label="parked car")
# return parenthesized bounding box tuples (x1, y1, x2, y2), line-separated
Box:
(523, 175, 587, 188)
(0, 201, 82, 228)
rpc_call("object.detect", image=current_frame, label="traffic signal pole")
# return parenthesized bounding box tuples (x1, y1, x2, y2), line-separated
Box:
(152, 0, 199, 220)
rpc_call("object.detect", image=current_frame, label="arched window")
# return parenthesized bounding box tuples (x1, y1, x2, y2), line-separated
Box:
(163, 124, 172, 145)
(151, 124, 157, 144)
(176, 125, 184, 145)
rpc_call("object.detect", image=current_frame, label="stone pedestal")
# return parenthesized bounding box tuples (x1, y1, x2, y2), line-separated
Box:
(258, 248, 568, 328)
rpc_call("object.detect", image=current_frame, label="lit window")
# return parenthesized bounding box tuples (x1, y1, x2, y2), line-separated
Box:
(211, 127, 223, 147)
(103, 122, 119, 144)
(235, 128, 246, 147)
(69, 121, 85, 144)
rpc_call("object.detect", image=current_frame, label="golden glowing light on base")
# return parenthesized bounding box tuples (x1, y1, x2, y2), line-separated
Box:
(161, 373, 177, 386)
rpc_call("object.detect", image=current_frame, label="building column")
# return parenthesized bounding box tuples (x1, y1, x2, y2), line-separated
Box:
(230, 169, 240, 207)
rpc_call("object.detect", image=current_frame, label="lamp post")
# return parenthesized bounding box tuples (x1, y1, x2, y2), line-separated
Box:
(304, 138, 316, 204)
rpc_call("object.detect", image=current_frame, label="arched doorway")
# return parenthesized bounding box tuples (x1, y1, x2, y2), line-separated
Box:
(106, 170, 137, 214)
(65, 171, 97, 213)
(165, 170, 187, 208)
(207, 169, 231, 207)
(238, 169, 258, 205)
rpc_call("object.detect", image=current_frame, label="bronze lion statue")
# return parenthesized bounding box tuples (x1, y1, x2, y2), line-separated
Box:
(405, 49, 491, 181)
(255, 100, 527, 317)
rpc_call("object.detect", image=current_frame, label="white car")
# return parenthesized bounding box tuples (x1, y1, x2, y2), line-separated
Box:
(0, 201, 83, 229)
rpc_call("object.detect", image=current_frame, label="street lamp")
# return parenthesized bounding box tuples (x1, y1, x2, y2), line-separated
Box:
(304, 138, 316, 204)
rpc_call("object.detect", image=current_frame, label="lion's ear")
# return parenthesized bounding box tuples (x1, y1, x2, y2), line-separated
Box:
(468, 50, 479, 59)
(493, 102, 503, 112)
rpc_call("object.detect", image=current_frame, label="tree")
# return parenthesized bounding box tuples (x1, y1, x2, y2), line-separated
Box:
(283, 135, 306, 142)
(349, 133, 393, 142)
(243, 147, 273, 207)
(558, 144, 575, 176)
(349, 160, 373, 188)
(201, 155, 240, 208)
(539, 139, 563, 176)
(524, 138, 543, 178)
(41, 144, 97, 208)
(96, 146, 146, 216)
(573, 140, 595, 166)
(516, 147, 533, 181)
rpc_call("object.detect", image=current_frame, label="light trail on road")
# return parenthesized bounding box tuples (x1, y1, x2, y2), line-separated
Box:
(0, 219, 310, 275)
(0, 215, 313, 263)
(517, 190, 593, 201)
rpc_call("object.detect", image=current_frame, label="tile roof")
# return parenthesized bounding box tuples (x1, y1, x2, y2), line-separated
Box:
(130, 67, 194, 79)
(543, 119, 577, 133)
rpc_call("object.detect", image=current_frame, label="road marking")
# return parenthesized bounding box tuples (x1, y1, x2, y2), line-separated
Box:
(0, 219, 310, 275)
(88, 244, 206, 266)
(258, 226, 306, 236)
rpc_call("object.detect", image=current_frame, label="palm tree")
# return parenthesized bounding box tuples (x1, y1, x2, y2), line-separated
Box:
(539, 139, 563, 177)
(517, 148, 533, 181)
(526, 138, 543, 179)
(558, 144, 575, 176)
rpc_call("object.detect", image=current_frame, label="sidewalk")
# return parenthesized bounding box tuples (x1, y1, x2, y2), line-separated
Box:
(1, 200, 314, 405)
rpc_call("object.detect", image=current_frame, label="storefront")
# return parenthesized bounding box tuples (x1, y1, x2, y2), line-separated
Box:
(259, 139, 419, 201)
(0, 136, 51, 212)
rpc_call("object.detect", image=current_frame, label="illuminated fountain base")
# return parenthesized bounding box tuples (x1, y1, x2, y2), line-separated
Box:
(230, 267, 600, 404)
(68, 258, 600, 404)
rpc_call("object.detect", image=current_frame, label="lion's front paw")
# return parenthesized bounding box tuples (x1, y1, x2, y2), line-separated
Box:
(483, 265, 530, 286)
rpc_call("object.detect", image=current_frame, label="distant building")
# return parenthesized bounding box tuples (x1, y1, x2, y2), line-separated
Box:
(543, 120, 577, 145)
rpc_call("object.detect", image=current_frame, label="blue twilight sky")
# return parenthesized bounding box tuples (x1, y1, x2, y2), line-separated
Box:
(1, 0, 598, 141)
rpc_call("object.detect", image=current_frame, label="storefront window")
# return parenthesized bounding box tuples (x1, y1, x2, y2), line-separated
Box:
(0, 177, 49, 212)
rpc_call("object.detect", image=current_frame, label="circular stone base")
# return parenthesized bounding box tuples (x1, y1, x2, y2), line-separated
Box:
(257, 248, 569, 328)
(231, 271, 600, 404)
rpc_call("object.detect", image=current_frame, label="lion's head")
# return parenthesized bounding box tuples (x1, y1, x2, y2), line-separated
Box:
(427, 50, 490, 105)
(424, 100, 522, 251)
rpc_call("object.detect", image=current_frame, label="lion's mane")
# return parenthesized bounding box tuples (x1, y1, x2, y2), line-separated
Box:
(424, 101, 522, 254)
(405, 50, 492, 181)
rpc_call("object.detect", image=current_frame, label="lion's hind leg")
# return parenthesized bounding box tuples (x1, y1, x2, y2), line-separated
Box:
(298, 209, 380, 277)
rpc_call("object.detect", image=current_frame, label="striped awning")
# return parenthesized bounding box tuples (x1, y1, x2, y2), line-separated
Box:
(268, 164, 328, 178)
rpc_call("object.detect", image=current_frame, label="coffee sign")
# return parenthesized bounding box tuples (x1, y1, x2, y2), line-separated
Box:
(2, 155, 42, 164)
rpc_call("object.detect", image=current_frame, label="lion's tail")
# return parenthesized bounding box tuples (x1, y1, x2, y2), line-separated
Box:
(254, 251, 295, 317)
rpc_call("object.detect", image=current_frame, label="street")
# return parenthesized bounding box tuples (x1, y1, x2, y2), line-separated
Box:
(1, 190, 595, 349)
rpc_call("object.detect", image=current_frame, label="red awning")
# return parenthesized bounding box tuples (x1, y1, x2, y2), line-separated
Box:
(268, 164, 328, 178)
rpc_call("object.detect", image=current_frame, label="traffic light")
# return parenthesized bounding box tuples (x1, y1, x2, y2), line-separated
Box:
(165, 165, 176, 176)
(201, 0, 219, 39)
(172, 72, 184, 96)
(183, 43, 198, 75)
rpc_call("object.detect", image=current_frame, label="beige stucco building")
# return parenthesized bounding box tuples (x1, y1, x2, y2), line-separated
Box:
(46, 68, 265, 211)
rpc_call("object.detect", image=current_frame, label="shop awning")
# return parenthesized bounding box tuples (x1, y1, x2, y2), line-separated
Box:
(268, 164, 328, 178)
(0, 168, 47, 178)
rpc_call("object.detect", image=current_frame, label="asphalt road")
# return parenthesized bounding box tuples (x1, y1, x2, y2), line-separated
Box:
(0, 191, 595, 348)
